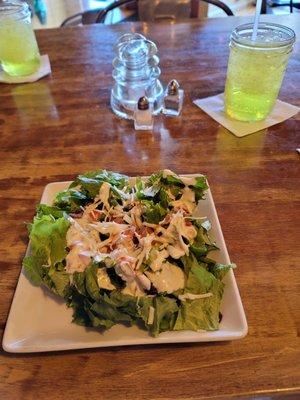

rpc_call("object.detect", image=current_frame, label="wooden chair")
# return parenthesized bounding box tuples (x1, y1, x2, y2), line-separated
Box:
(61, 0, 233, 27)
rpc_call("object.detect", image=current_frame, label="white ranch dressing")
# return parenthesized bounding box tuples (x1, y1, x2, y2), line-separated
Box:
(145, 262, 185, 294)
(171, 187, 197, 214)
(180, 176, 197, 186)
(64, 171, 204, 297)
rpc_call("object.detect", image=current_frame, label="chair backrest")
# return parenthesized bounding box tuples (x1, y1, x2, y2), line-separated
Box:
(95, 0, 233, 24)
(138, 0, 193, 21)
(61, 0, 233, 26)
(61, 9, 102, 27)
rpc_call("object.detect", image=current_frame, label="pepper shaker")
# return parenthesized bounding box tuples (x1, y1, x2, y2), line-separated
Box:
(162, 79, 184, 116)
(134, 96, 154, 130)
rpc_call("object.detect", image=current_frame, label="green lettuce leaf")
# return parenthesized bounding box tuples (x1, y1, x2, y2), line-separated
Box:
(23, 257, 70, 298)
(109, 185, 130, 207)
(54, 189, 89, 213)
(154, 188, 170, 209)
(180, 253, 207, 276)
(23, 215, 70, 297)
(161, 174, 184, 187)
(146, 172, 182, 200)
(79, 296, 115, 329)
(85, 264, 101, 301)
(190, 221, 218, 260)
(146, 171, 209, 207)
(29, 215, 70, 266)
(135, 177, 160, 201)
(73, 271, 87, 296)
(137, 296, 154, 325)
(142, 200, 167, 224)
(69, 170, 128, 199)
(191, 176, 209, 201)
(174, 295, 221, 331)
(71, 178, 102, 200)
(174, 262, 224, 332)
(86, 306, 115, 329)
(90, 294, 132, 325)
(150, 295, 179, 337)
(185, 264, 224, 295)
(116, 294, 179, 336)
(146, 171, 163, 187)
(23, 255, 44, 285)
(69, 289, 134, 329)
(108, 291, 139, 319)
(48, 264, 71, 297)
(68, 290, 92, 327)
(209, 263, 236, 281)
(36, 204, 66, 219)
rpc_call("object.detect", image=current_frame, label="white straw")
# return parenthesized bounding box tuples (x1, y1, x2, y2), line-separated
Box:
(251, 0, 263, 41)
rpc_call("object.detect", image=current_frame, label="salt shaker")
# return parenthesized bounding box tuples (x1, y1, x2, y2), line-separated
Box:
(134, 96, 154, 130)
(162, 79, 184, 116)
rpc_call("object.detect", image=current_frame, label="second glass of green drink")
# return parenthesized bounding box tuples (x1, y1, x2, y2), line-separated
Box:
(0, 0, 41, 76)
(224, 23, 295, 122)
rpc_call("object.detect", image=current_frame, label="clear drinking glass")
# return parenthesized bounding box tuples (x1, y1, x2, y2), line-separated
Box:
(224, 23, 296, 122)
(0, 0, 40, 76)
(111, 33, 163, 120)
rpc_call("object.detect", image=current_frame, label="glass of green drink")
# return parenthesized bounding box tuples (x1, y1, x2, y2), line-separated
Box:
(224, 23, 295, 122)
(0, 0, 41, 76)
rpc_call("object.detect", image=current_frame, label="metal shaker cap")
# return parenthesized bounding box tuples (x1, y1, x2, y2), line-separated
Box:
(137, 96, 149, 110)
(167, 79, 180, 95)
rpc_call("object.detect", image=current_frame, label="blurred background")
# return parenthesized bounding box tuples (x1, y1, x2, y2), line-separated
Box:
(29, 0, 299, 29)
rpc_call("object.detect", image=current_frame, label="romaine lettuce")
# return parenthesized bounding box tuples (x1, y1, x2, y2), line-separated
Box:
(23, 169, 235, 337)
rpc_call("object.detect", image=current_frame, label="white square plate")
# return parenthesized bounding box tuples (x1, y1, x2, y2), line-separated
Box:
(3, 176, 247, 353)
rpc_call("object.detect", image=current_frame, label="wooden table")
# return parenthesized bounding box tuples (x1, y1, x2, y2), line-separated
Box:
(1, 14, 299, 400)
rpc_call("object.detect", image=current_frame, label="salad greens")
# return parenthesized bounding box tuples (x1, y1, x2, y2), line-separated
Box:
(23, 169, 235, 337)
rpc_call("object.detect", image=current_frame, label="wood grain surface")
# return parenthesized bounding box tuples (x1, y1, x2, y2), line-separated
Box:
(0, 14, 299, 400)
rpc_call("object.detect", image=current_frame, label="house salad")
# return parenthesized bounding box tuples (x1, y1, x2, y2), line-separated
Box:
(23, 169, 235, 337)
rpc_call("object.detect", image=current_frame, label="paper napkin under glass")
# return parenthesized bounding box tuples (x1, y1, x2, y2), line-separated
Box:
(0, 55, 51, 84)
(194, 93, 300, 137)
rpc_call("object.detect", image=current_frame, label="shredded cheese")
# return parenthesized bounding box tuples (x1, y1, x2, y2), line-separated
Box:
(147, 306, 155, 325)
(178, 292, 213, 301)
(64, 172, 206, 296)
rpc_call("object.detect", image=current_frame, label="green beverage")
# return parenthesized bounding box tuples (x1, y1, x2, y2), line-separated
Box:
(0, 1, 40, 76)
(225, 23, 295, 122)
